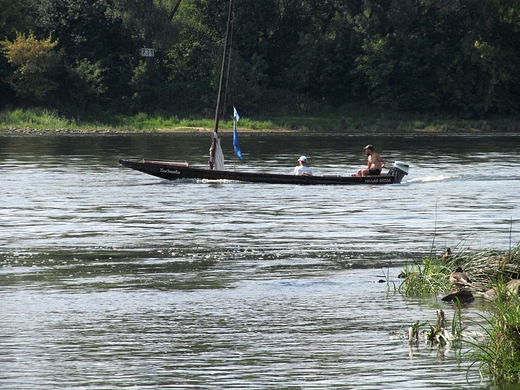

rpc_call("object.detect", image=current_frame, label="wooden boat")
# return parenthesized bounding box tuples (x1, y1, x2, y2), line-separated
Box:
(118, 158, 409, 185)
(119, 0, 409, 186)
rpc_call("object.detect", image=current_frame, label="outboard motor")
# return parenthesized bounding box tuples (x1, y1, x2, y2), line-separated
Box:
(387, 161, 409, 183)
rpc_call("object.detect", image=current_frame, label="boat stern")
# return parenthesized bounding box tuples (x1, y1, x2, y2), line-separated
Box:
(388, 161, 409, 183)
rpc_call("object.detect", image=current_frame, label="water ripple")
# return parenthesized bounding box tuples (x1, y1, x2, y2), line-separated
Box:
(1, 133, 518, 389)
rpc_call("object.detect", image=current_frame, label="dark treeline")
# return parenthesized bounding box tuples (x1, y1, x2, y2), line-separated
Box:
(1, 0, 519, 120)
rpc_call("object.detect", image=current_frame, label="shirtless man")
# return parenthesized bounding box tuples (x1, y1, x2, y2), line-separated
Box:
(357, 145, 385, 176)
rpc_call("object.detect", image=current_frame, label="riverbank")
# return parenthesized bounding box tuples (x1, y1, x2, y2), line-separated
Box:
(1, 107, 520, 134)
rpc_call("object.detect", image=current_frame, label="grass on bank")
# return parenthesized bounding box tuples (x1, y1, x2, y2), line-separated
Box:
(472, 284, 520, 387)
(0, 107, 278, 133)
(2, 107, 520, 133)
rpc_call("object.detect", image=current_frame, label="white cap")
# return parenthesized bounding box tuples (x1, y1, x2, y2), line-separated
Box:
(298, 156, 307, 162)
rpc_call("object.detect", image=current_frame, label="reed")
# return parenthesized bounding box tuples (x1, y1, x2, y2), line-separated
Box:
(399, 199, 453, 296)
(383, 267, 398, 293)
(472, 283, 520, 386)
(398, 255, 452, 296)
(406, 305, 463, 348)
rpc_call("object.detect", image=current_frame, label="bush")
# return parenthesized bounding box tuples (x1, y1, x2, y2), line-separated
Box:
(0, 31, 60, 102)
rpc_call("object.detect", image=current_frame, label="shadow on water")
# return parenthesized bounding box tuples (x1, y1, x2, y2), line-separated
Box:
(0, 247, 424, 292)
(0, 248, 220, 291)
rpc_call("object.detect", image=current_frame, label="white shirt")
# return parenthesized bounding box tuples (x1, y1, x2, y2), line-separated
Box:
(293, 165, 313, 176)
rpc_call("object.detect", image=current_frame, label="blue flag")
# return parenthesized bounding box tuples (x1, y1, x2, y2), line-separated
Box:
(233, 107, 243, 160)
(233, 122, 243, 160)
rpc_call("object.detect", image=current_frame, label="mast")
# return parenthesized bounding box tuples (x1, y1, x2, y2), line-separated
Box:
(209, 0, 235, 170)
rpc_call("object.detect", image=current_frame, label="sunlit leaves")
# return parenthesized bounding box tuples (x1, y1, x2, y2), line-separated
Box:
(1, 31, 59, 101)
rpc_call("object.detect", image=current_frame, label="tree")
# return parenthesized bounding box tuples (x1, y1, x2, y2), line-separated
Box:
(0, 0, 34, 39)
(1, 0, 519, 116)
(111, 0, 184, 111)
(0, 0, 36, 107)
(1, 31, 59, 102)
(462, 0, 520, 114)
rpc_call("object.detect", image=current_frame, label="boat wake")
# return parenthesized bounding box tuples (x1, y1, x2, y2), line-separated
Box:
(407, 174, 460, 183)
(199, 178, 246, 184)
(408, 173, 520, 183)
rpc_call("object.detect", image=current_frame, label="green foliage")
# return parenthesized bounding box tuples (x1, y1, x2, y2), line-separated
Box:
(66, 59, 108, 111)
(3, 106, 520, 133)
(1, 0, 520, 117)
(0, 0, 34, 39)
(399, 255, 453, 297)
(0, 108, 72, 129)
(32, 0, 139, 111)
(0, 31, 60, 101)
(465, 0, 520, 114)
(0, 107, 277, 132)
(473, 285, 520, 386)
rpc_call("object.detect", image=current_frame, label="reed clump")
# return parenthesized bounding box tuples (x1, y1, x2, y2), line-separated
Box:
(472, 283, 520, 386)
(398, 255, 452, 296)
(453, 245, 520, 293)
(407, 307, 462, 348)
(399, 245, 520, 297)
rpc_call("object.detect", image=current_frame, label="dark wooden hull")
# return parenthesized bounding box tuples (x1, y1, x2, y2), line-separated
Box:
(119, 159, 407, 185)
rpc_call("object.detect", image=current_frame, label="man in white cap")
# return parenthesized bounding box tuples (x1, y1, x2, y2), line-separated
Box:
(293, 156, 313, 176)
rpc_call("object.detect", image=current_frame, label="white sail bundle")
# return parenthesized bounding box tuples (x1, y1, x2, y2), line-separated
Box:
(213, 132, 225, 170)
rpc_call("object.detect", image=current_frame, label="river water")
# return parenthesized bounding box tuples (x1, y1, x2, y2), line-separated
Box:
(1, 132, 519, 389)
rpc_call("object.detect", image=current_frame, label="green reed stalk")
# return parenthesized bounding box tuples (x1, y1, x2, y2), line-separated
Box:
(399, 255, 452, 296)
(451, 297, 463, 339)
(472, 284, 520, 386)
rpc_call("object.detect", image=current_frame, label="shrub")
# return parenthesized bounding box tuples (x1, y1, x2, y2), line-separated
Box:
(0, 31, 60, 102)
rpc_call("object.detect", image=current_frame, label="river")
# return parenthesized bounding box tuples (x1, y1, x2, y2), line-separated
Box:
(1, 132, 519, 389)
